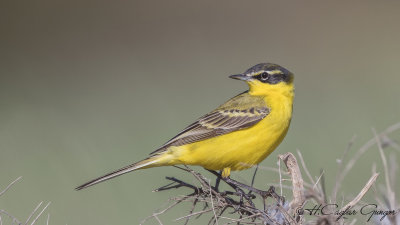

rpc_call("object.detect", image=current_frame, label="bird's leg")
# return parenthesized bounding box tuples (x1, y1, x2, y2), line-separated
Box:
(206, 169, 281, 202)
(206, 169, 256, 208)
(248, 165, 259, 195)
(214, 170, 222, 192)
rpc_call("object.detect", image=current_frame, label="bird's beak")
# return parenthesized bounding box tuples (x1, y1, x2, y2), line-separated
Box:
(229, 74, 252, 81)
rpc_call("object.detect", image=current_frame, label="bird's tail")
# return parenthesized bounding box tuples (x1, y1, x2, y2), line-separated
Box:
(75, 156, 161, 190)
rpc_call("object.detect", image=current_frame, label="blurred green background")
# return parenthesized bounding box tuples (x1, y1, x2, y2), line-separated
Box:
(1, 0, 400, 224)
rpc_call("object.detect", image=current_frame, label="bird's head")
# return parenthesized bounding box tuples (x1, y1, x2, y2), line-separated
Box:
(230, 63, 294, 96)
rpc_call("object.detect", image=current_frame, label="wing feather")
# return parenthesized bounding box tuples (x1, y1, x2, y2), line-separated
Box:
(150, 92, 270, 155)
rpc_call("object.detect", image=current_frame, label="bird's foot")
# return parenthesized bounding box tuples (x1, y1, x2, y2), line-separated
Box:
(207, 169, 283, 203)
(224, 177, 283, 202)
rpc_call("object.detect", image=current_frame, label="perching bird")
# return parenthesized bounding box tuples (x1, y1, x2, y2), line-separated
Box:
(76, 63, 294, 190)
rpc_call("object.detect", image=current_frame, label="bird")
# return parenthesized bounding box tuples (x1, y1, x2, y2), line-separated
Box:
(76, 63, 294, 190)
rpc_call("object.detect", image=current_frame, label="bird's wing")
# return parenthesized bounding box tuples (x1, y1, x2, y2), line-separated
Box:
(150, 92, 270, 155)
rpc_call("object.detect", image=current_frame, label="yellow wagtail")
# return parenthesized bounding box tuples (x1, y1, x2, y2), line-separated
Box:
(76, 63, 294, 190)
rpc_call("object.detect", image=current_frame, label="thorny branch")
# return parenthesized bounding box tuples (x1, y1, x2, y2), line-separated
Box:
(141, 123, 400, 225)
(140, 164, 289, 225)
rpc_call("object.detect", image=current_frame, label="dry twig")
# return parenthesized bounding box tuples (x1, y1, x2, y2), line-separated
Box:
(0, 177, 22, 197)
(1, 177, 51, 225)
(141, 123, 400, 225)
(340, 173, 379, 212)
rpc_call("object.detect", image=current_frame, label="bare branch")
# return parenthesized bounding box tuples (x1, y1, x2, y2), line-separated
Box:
(25, 202, 43, 225)
(277, 158, 283, 196)
(208, 179, 219, 225)
(141, 123, 400, 225)
(0, 177, 22, 197)
(332, 135, 357, 201)
(175, 209, 214, 221)
(0, 209, 22, 225)
(340, 173, 379, 212)
(372, 128, 396, 211)
(279, 152, 305, 223)
(29, 202, 51, 225)
(312, 170, 324, 191)
(296, 149, 315, 185)
(338, 122, 400, 193)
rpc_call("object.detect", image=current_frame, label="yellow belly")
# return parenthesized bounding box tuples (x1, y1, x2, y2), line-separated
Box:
(173, 100, 292, 171)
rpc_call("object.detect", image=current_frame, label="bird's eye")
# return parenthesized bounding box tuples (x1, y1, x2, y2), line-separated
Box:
(260, 72, 269, 80)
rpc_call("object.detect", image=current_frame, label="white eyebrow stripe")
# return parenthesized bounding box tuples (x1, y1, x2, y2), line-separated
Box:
(266, 70, 283, 75)
(248, 70, 283, 76)
(248, 71, 265, 76)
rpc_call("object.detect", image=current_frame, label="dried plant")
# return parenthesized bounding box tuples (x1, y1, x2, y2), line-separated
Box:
(0, 177, 51, 225)
(141, 123, 400, 225)
(1, 123, 399, 225)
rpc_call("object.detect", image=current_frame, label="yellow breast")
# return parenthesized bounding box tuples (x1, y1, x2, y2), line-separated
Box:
(175, 84, 294, 171)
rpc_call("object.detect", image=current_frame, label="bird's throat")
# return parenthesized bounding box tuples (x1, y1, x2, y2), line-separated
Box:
(248, 82, 294, 100)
